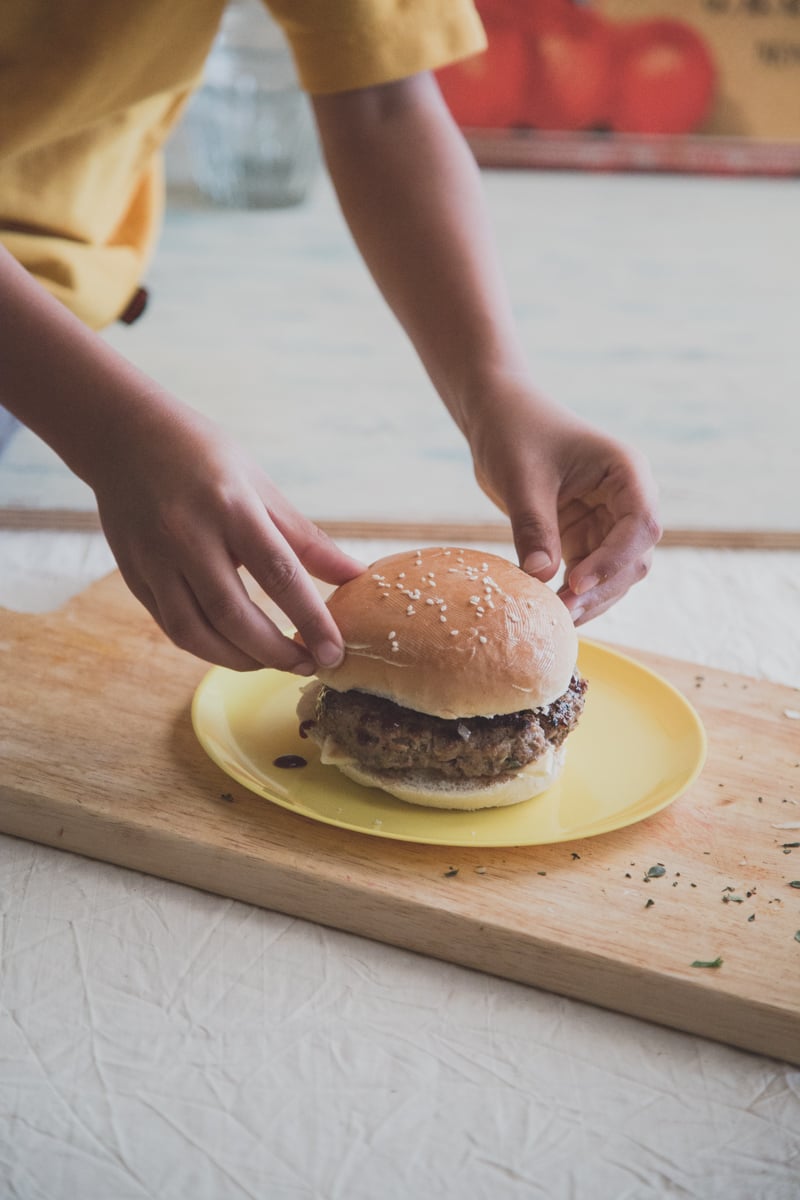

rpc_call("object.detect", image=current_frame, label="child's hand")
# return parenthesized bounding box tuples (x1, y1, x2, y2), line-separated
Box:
(90, 405, 364, 672)
(465, 382, 662, 625)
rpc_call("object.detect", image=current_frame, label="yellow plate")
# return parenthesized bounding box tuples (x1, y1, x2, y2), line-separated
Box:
(191, 640, 706, 848)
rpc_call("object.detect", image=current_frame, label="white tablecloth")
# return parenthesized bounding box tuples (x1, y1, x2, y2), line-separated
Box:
(1, 532, 799, 1200)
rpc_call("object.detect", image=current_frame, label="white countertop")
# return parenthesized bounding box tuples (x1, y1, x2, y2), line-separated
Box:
(2, 168, 799, 532)
(1, 531, 799, 1199)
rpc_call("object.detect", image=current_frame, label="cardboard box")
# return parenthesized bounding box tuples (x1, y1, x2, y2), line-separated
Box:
(437, 0, 800, 174)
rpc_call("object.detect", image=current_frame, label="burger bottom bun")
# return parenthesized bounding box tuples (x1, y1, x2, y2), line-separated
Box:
(331, 745, 566, 812)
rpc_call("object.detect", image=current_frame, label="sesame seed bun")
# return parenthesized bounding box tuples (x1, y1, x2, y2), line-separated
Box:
(313, 546, 577, 720)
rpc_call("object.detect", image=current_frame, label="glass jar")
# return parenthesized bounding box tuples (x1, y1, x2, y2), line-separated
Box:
(185, 1, 320, 209)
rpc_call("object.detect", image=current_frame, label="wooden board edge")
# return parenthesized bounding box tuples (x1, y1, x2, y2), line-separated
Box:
(0, 507, 799, 549)
(1, 787, 797, 1067)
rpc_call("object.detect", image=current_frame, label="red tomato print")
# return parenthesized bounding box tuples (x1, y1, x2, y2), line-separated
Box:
(609, 19, 717, 135)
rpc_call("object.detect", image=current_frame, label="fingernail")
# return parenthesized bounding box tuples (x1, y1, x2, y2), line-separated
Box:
(523, 552, 551, 576)
(315, 640, 345, 669)
(573, 574, 599, 597)
(290, 660, 316, 677)
(571, 605, 585, 625)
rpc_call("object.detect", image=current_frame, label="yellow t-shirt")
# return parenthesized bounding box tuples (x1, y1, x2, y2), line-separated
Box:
(0, 0, 485, 330)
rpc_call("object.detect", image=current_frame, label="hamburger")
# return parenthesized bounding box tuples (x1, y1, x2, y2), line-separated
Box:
(296, 547, 587, 811)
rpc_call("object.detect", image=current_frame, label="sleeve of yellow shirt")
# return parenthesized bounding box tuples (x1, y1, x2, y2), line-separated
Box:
(266, 0, 487, 94)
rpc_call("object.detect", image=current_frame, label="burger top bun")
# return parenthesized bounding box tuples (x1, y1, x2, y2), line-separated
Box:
(313, 546, 577, 720)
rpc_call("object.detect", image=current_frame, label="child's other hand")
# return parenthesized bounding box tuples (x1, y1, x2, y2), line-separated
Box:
(465, 381, 662, 625)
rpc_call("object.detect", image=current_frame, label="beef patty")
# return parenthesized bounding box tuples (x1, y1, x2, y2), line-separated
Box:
(304, 673, 587, 781)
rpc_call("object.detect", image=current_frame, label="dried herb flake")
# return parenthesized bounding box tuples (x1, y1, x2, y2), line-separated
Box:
(444, 867, 459, 878)
(645, 865, 666, 879)
(691, 957, 723, 969)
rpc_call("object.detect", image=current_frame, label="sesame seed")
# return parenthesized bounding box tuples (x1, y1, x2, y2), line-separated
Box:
(479, 636, 487, 644)
(388, 631, 396, 639)
(450, 629, 459, 636)
(406, 605, 415, 615)
(440, 615, 447, 623)
(391, 644, 399, 653)
(469, 596, 480, 605)
(425, 598, 434, 605)
(398, 572, 405, 579)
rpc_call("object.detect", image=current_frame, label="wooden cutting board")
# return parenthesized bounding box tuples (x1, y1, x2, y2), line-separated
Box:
(1, 572, 798, 1063)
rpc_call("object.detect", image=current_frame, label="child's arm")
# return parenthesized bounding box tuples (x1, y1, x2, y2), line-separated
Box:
(0, 245, 362, 670)
(313, 73, 662, 623)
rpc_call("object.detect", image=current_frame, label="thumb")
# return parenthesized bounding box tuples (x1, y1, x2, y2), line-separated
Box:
(510, 506, 562, 583)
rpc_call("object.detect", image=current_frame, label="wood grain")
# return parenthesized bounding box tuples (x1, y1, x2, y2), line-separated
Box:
(1, 572, 799, 1063)
(0, 506, 798, 549)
